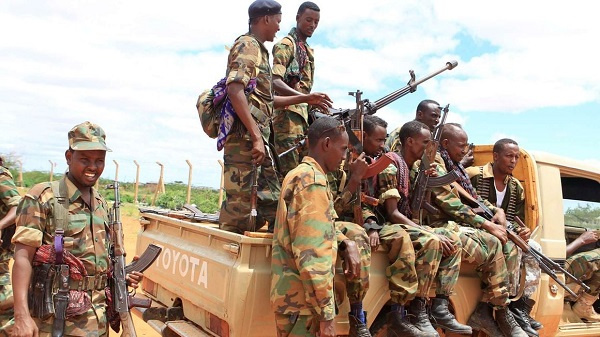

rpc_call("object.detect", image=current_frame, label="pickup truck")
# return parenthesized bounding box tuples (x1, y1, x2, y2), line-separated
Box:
(133, 146, 600, 337)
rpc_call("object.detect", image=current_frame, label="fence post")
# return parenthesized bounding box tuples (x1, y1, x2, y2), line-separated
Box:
(218, 159, 224, 208)
(152, 161, 165, 206)
(186, 160, 193, 205)
(16, 160, 23, 187)
(48, 160, 55, 182)
(113, 160, 119, 182)
(133, 160, 140, 204)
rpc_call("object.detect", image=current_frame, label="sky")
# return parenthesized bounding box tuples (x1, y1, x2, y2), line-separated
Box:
(1, 0, 599, 195)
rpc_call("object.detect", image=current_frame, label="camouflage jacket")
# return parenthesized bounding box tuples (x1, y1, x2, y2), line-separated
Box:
(0, 166, 20, 223)
(271, 157, 347, 321)
(385, 126, 402, 153)
(410, 153, 499, 228)
(272, 28, 315, 117)
(364, 162, 407, 225)
(466, 162, 525, 224)
(12, 176, 110, 335)
(226, 33, 274, 139)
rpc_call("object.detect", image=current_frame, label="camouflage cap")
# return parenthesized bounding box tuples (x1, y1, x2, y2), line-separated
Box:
(68, 121, 111, 151)
(248, 0, 282, 19)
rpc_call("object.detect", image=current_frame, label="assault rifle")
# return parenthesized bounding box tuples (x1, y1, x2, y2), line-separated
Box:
(451, 182, 590, 298)
(107, 182, 162, 337)
(278, 60, 459, 158)
(410, 104, 459, 215)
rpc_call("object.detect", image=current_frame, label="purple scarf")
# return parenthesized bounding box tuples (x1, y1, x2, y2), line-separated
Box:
(439, 147, 478, 198)
(214, 78, 257, 151)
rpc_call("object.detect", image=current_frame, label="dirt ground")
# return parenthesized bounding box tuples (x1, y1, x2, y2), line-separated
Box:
(122, 214, 161, 337)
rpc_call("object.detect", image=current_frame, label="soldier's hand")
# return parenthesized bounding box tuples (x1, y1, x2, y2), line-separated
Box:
(126, 271, 144, 289)
(341, 240, 361, 280)
(518, 226, 531, 241)
(349, 153, 368, 180)
(305, 92, 333, 112)
(251, 137, 266, 165)
(483, 220, 507, 244)
(425, 163, 438, 177)
(437, 234, 456, 257)
(460, 147, 474, 167)
(579, 230, 599, 245)
(367, 229, 380, 250)
(319, 319, 336, 337)
(491, 208, 507, 228)
(11, 315, 39, 337)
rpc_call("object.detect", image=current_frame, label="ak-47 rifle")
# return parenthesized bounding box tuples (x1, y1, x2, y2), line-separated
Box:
(278, 60, 459, 159)
(451, 182, 590, 298)
(410, 104, 459, 215)
(107, 181, 162, 337)
(249, 164, 259, 231)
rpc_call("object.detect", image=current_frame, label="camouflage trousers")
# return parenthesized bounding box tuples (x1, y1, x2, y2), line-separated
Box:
(273, 109, 308, 179)
(566, 247, 600, 297)
(0, 248, 13, 328)
(219, 132, 281, 234)
(457, 225, 510, 308)
(336, 221, 371, 304)
(502, 238, 520, 296)
(274, 313, 318, 337)
(432, 225, 463, 296)
(399, 225, 443, 299)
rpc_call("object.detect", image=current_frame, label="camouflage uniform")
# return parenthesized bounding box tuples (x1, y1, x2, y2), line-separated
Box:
(271, 157, 351, 336)
(412, 154, 514, 308)
(384, 126, 402, 153)
(329, 169, 422, 305)
(7, 177, 110, 336)
(566, 248, 600, 297)
(220, 33, 281, 234)
(0, 167, 20, 327)
(272, 28, 315, 177)
(467, 162, 541, 297)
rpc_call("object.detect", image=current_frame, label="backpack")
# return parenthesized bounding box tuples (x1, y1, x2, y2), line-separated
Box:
(196, 87, 220, 139)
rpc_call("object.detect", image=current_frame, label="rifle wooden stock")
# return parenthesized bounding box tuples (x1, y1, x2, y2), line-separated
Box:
(119, 311, 137, 337)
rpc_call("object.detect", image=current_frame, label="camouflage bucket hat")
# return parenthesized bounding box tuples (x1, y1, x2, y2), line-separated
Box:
(68, 121, 111, 151)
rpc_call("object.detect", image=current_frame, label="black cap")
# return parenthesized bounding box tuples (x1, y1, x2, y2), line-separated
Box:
(248, 0, 282, 19)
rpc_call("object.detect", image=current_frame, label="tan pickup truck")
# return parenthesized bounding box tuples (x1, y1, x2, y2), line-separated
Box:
(133, 146, 600, 337)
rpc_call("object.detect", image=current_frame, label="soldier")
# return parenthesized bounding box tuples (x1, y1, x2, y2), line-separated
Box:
(270, 116, 365, 337)
(414, 123, 527, 337)
(0, 157, 21, 328)
(219, 0, 331, 234)
(565, 231, 600, 322)
(272, 2, 331, 177)
(8, 122, 143, 337)
(466, 138, 543, 335)
(361, 117, 470, 336)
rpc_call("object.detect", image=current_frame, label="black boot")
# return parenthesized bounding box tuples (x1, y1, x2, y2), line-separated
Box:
(348, 312, 372, 337)
(495, 307, 529, 337)
(509, 299, 539, 337)
(430, 295, 472, 335)
(408, 297, 439, 336)
(386, 306, 431, 337)
(523, 297, 543, 330)
(467, 302, 503, 337)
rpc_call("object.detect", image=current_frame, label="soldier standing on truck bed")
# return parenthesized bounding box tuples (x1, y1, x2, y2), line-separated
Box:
(6, 122, 143, 337)
(371, 119, 472, 336)
(565, 231, 600, 322)
(219, 0, 331, 234)
(272, 1, 331, 178)
(270, 116, 367, 337)
(414, 123, 528, 337)
(0, 157, 21, 329)
(466, 138, 544, 336)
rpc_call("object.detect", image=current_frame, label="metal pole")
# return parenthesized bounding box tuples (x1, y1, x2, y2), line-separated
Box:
(186, 160, 193, 205)
(16, 160, 23, 187)
(133, 160, 140, 204)
(152, 162, 164, 206)
(49, 160, 54, 182)
(218, 160, 225, 208)
(113, 159, 119, 182)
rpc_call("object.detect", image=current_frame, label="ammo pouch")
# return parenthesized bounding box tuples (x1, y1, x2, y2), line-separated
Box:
(28, 263, 56, 320)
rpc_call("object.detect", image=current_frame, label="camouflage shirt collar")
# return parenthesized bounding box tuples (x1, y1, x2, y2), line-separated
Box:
(484, 162, 511, 184)
(301, 156, 325, 176)
(244, 33, 270, 54)
(63, 176, 102, 206)
(288, 27, 310, 47)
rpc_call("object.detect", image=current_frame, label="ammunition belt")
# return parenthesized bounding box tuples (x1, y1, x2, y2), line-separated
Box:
(66, 274, 108, 291)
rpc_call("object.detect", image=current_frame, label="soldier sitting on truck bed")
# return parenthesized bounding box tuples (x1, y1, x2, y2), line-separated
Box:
(270, 116, 369, 337)
(370, 119, 472, 336)
(466, 138, 543, 336)
(565, 231, 600, 322)
(219, 0, 331, 234)
(414, 123, 528, 337)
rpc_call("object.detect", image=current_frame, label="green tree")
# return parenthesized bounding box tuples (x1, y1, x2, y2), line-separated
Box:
(564, 204, 600, 229)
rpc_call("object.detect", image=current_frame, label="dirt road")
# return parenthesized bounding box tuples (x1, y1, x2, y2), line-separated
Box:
(123, 214, 161, 337)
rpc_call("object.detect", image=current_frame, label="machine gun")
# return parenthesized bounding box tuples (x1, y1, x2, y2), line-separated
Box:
(451, 182, 590, 298)
(107, 181, 162, 336)
(278, 60, 459, 159)
(410, 104, 459, 215)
